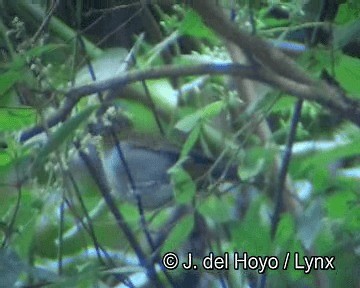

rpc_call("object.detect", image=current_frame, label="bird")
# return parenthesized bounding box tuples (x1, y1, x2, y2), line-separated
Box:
(101, 138, 239, 209)
(103, 140, 177, 209)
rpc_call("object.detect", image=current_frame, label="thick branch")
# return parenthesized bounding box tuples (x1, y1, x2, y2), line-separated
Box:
(187, 1, 360, 125)
(20, 63, 360, 143)
(188, 0, 314, 86)
(20, 63, 258, 142)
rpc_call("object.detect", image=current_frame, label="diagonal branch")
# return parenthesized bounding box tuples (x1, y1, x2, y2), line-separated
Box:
(20, 61, 360, 144)
(19, 63, 259, 142)
(188, 0, 314, 86)
(186, 1, 360, 125)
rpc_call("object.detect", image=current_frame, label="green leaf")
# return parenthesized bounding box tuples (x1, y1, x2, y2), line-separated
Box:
(3, 44, 62, 71)
(179, 10, 217, 42)
(334, 19, 360, 50)
(198, 195, 233, 223)
(175, 101, 224, 133)
(334, 54, 360, 96)
(175, 111, 201, 133)
(239, 146, 275, 181)
(0, 70, 23, 95)
(132, 79, 178, 112)
(0, 108, 36, 131)
(0, 150, 11, 166)
(299, 138, 360, 175)
(231, 197, 271, 255)
(297, 200, 324, 250)
(49, 262, 100, 287)
(274, 214, 306, 281)
(274, 214, 295, 247)
(161, 214, 194, 254)
(180, 123, 201, 159)
(238, 158, 264, 181)
(171, 167, 196, 205)
(271, 96, 296, 113)
(0, 44, 63, 96)
(325, 189, 359, 231)
(35, 105, 97, 167)
(0, 153, 33, 194)
(201, 101, 224, 119)
(117, 99, 159, 134)
(326, 191, 356, 219)
(335, 3, 360, 25)
(11, 194, 40, 258)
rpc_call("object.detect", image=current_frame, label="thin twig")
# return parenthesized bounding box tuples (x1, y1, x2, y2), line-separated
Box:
(259, 99, 303, 288)
(260, 22, 327, 36)
(1, 173, 22, 248)
(76, 143, 164, 288)
(110, 132, 157, 252)
(32, 0, 59, 43)
(272, 99, 303, 237)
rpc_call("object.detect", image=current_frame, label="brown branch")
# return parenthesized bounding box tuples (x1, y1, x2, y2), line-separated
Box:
(257, 67, 360, 125)
(19, 62, 360, 143)
(19, 63, 259, 142)
(187, 1, 360, 126)
(225, 41, 300, 215)
(188, 0, 314, 86)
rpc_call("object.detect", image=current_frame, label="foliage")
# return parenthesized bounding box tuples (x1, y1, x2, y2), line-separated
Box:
(0, 1, 359, 287)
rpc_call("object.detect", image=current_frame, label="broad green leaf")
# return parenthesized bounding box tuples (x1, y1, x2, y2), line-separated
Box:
(274, 214, 295, 247)
(201, 101, 224, 119)
(171, 167, 196, 205)
(0, 108, 36, 131)
(327, 251, 359, 288)
(175, 111, 201, 133)
(238, 158, 264, 181)
(312, 48, 360, 97)
(198, 195, 233, 223)
(180, 123, 201, 159)
(271, 96, 296, 113)
(326, 190, 356, 219)
(161, 214, 194, 254)
(175, 101, 224, 133)
(117, 99, 159, 134)
(0, 70, 24, 95)
(142, 79, 178, 111)
(231, 197, 271, 255)
(274, 214, 306, 281)
(335, 3, 360, 25)
(334, 54, 360, 96)
(131, 79, 178, 112)
(239, 146, 275, 181)
(296, 140, 360, 191)
(179, 10, 217, 42)
(0, 150, 10, 166)
(325, 189, 359, 231)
